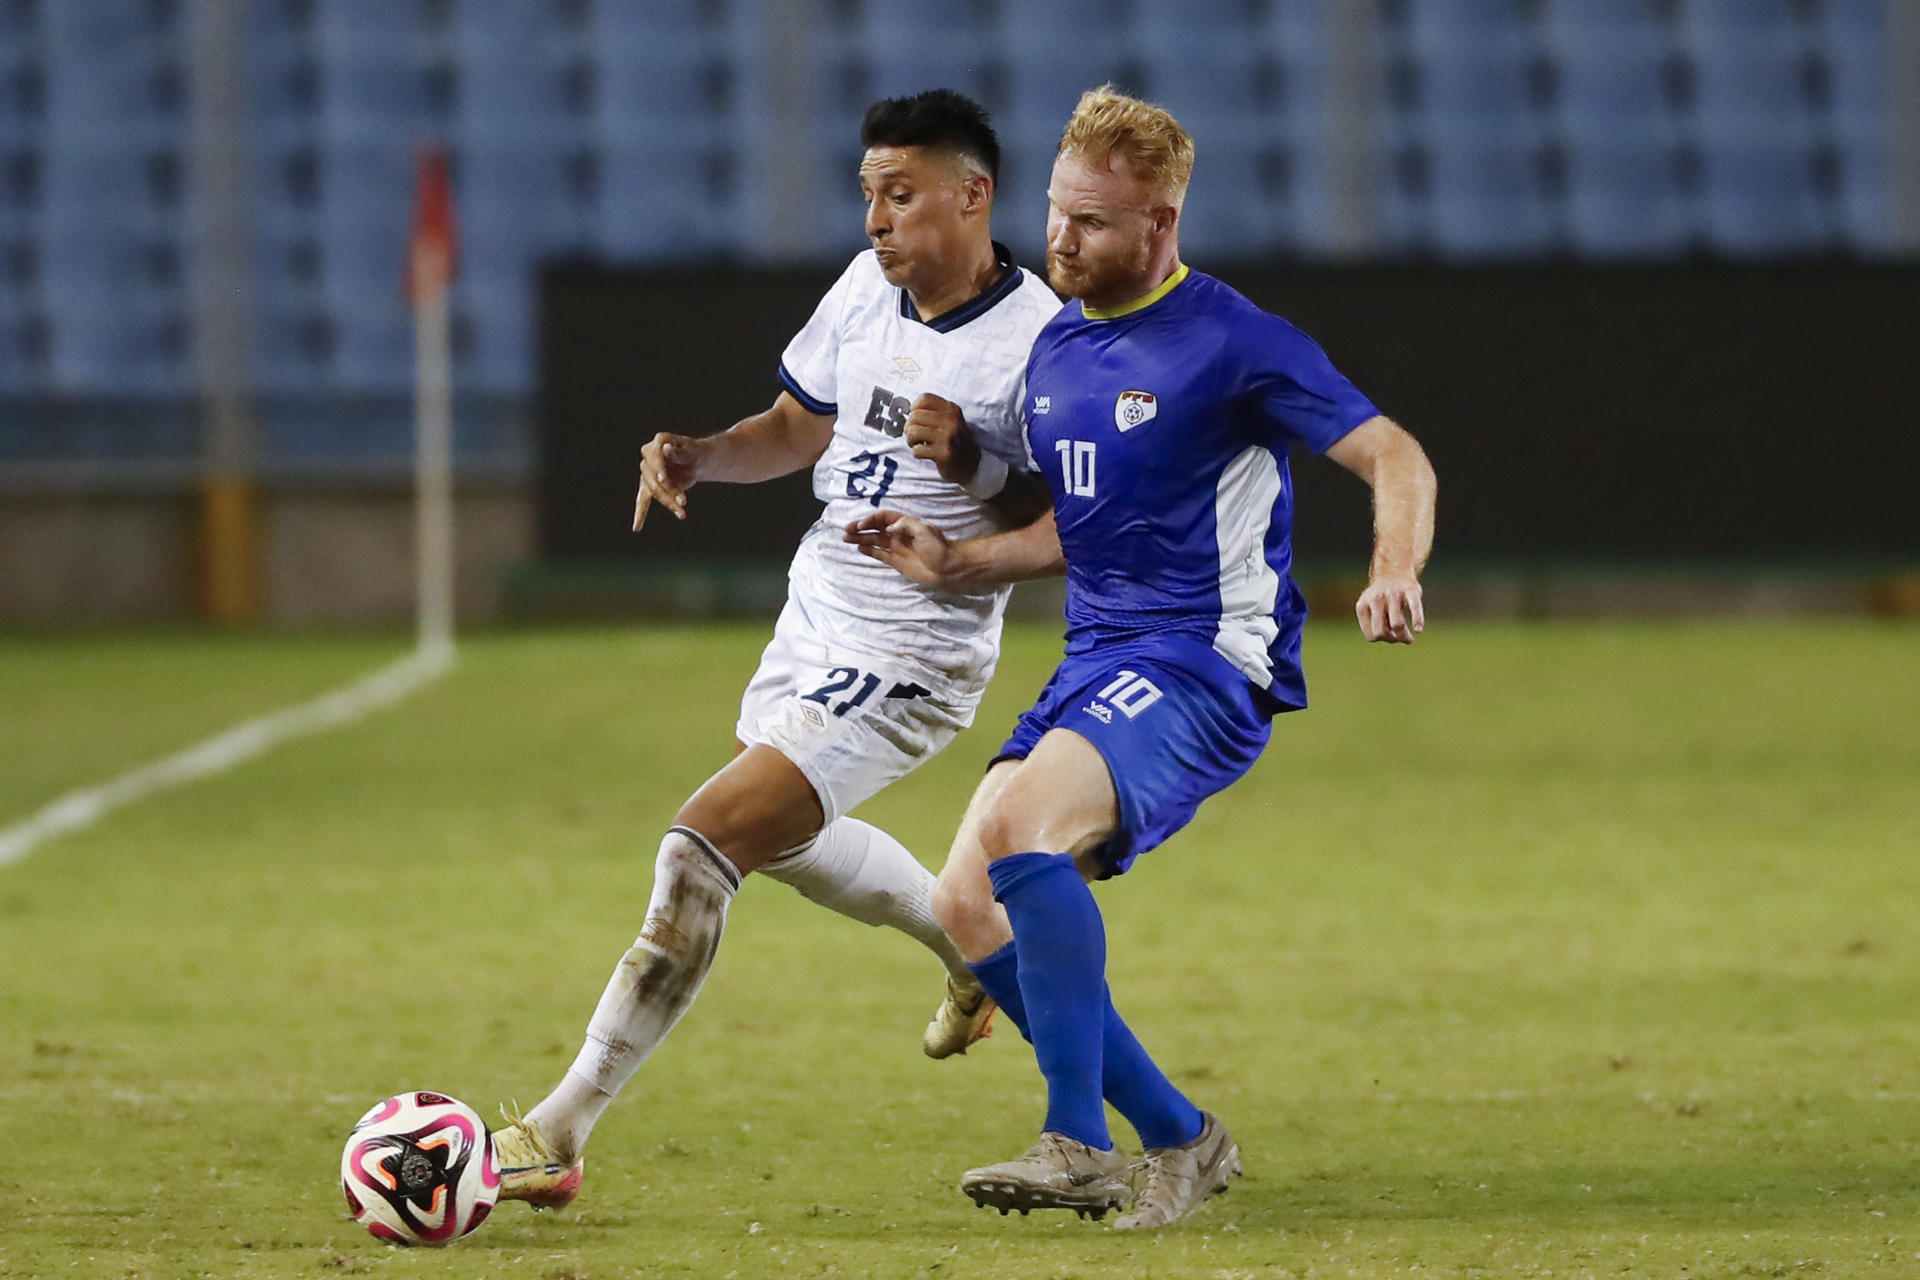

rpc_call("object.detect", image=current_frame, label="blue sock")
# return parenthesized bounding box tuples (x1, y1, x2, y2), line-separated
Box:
(973, 940, 1202, 1150)
(968, 940, 1030, 1040)
(986, 852, 1110, 1149)
(1099, 988, 1205, 1150)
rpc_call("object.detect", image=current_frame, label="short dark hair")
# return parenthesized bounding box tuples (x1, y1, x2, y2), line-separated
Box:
(860, 89, 1001, 183)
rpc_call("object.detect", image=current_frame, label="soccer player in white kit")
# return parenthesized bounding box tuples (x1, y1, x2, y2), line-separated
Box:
(489, 90, 1063, 1209)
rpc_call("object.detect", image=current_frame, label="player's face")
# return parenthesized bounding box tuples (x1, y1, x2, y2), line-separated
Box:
(1044, 152, 1171, 306)
(859, 146, 981, 294)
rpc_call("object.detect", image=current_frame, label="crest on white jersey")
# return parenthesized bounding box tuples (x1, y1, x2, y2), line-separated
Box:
(1114, 389, 1157, 432)
(891, 356, 922, 382)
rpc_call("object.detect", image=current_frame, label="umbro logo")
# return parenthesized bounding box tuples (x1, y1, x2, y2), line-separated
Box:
(891, 356, 922, 381)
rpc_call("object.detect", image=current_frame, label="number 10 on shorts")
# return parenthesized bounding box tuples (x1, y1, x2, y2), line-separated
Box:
(1096, 670, 1162, 718)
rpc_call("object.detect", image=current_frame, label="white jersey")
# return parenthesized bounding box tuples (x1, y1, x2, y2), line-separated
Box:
(777, 246, 1062, 695)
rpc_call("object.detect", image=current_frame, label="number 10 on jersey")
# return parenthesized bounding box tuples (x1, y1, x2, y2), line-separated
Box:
(1055, 440, 1097, 497)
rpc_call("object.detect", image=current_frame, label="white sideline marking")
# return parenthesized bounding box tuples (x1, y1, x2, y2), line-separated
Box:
(0, 642, 453, 870)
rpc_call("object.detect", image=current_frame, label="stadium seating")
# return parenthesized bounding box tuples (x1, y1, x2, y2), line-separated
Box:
(1545, 2, 1691, 256)
(0, 0, 1900, 421)
(1818, 0, 1891, 251)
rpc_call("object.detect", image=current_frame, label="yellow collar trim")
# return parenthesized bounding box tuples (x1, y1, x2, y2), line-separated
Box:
(1082, 263, 1190, 320)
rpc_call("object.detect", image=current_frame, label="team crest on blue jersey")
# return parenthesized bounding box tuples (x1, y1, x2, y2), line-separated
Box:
(1114, 389, 1157, 432)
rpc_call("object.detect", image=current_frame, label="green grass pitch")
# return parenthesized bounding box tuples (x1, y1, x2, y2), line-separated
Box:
(1, 620, 1917, 1279)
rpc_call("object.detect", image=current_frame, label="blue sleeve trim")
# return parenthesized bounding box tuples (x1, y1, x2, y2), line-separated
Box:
(778, 363, 837, 417)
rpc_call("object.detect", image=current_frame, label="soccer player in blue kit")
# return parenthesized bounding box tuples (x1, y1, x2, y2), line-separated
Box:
(847, 87, 1438, 1230)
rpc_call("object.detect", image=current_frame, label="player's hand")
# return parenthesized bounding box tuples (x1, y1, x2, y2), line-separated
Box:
(903, 394, 982, 486)
(634, 433, 702, 531)
(843, 509, 958, 586)
(1355, 574, 1425, 644)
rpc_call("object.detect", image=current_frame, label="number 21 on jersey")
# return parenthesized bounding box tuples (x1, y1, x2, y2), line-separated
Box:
(1054, 439, 1096, 497)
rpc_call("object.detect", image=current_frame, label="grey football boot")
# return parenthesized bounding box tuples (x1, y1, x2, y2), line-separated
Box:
(960, 1132, 1132, 1219)
(1112, 1111, 1241, 1229)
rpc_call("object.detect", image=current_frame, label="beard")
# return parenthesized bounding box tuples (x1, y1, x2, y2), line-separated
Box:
(1047, 243, 1150, 303)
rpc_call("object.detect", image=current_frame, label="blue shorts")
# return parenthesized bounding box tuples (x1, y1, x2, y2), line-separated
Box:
(994, 634, 1275, 877)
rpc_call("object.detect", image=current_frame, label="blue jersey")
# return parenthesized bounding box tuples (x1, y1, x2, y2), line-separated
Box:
(1023, 266, 1378, 710)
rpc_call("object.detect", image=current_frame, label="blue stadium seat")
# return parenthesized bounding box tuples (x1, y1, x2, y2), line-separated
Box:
(1690, 40, 1811, 139)
(596, 137, 721, 259)
(316, 43, 440, 141)
(454, 0, 565, 45)
(1400, 0, 1526, 43)
(325, 297, 413, 393)
(1175, 126, 1280, 259)
(1549, 16, 1685, 258)
(34, 0, 192, 396)
(595, 29, 720, 153)
(1555, 45, 1671, 134)
(1263, 0, 1333, 58)
(593, 0, 712, 42)
(1684, 0, 1803, 42)
(859, 0, 996, 101)
(1001, 1, 1131, 138)
(457, 50, 578, 140)
(1401, 10, 1538, 140)
(1563, 144, 1689, 257)
(44, 296, 191, 397)
(454, 273, 533, 395)
(1139, 27, 1268, 120)
(0, 51, 44, 152)
(1829, 133, 1887, 254)
(42, 9, 180, 145)
(1815, 1, 1888, 253)
(250, 299, 338, 397)
(0, 299, 48, 393)
(1427, 141, 1553, 258)
(1699, 139, 1824, 254)
(312, 0, 444, 137)
(311, 133, 415, 390)
(456, 141, 593, 382)
(1542, 0, 1673, 74)
(1820, 0, 1887, 49)
(1820, 1, 1886, 139)
(316, 138, 414, 289)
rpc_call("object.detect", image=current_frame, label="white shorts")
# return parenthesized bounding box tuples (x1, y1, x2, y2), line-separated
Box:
(735, 594, 980, 825)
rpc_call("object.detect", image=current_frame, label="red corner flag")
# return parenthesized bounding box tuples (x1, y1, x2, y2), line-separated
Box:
(406, 146, 458, 305)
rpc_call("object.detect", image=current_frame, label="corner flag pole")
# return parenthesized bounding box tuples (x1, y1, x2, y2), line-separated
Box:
(407, 147, 458, 664)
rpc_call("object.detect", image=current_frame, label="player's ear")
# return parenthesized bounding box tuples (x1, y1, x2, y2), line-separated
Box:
(1151, 203, 1179, 237)
(962, 172, 993, 219)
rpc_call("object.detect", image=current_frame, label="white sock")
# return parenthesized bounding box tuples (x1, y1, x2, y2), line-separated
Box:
(525, 826, 739, 1160)
(759, 816, 973, 984)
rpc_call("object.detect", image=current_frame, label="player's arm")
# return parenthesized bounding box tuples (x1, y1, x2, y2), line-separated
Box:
(1324, 414, 1437, 644)
(634, 392, 836, 530)
(844, 507, 1065, 587)
(902, 394, 1053, 525)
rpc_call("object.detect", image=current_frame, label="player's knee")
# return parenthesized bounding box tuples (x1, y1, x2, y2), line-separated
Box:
(930, 863, 986, 936)
(973, 792, 1044, 863)
(640, 828, 738, 964)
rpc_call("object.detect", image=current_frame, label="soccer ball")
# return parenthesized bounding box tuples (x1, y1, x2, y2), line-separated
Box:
(340, 1091, 499, 1245)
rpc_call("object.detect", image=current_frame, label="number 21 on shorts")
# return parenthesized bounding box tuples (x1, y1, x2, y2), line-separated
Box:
(802, 666, 882, 717)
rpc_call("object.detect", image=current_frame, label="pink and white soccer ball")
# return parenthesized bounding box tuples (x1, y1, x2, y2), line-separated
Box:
(340, 1091, 499, 1246)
